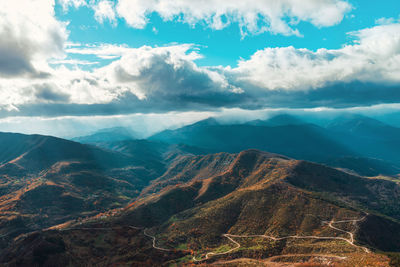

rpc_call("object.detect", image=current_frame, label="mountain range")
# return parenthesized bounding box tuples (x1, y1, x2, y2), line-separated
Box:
(0, 113, 400, 266)
(72, 127, 138, 144)
(150, 114, 400, 176)
(0, 133, 202, 251)
(1, 149, 399, 266)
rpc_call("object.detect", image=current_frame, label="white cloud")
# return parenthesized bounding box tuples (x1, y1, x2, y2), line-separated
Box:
(96, 44, 232, 100)
(232, 22, 400, 90)
(0, 64, 118, 111)
(0, 44, 221, 110)
(375, 17, 396, 25)
(0, 0, 68, 77)
(93, 0, 117, 25)
(3, 18, 400, 113)
(58, 0, 87, 11)
(116, 0, 352, 36)
(0, 111, 216, 138)
(50, 59, 100, 65)
(66, 43, 132, 59)
(49, 66, 124, 104)
(1, 13, 400, 115)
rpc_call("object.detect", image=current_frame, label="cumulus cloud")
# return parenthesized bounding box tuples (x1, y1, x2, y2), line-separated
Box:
(90, 44, 244, 110)
(34, 84, 71, 102)
(231, 22, 400, 90)
(101, 45, 222, 96)
(58, 0, 87, 11)
(93, 0, 117, 25)
(1, 16, 400, 116)
(0, 0, 68, 77)
(0, 44, 246, 114)
(116, 0, 352, 36)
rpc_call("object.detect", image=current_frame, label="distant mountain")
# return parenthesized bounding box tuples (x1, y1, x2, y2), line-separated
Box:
(149, 116, 400, 176)
(247, 114, 304, 126)
(325, 115, 400, 165)
(4, 150, 399, 266)
(374, 111, 400, 128)
(150, 117, 355, 162)
(72, 127, 137, 144)
(323, 156, 400, 177)
(189, 117, 220, 127)
(327, 114, 400, 140)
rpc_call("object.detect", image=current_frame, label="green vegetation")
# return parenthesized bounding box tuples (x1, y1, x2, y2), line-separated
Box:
(386, 252, 400, 267)
(168, 255, 193, 266)
(1, 147, 399, 266)
(175, 243, 188, 250)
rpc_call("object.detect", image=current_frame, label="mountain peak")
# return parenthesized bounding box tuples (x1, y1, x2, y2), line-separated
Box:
(237, 149, 290, 160)
(95, 127, 136, 135)
(72, 127, 137, 144)
(190, 117, 219, 127)
(327, 114, 400, 138)
(329, 114, 387, 127)
(268, 114, 303, 124)
(248, 114, 303, 126)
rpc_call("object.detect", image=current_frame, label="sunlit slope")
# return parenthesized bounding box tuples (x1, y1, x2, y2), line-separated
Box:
(3, 150, 399, 266)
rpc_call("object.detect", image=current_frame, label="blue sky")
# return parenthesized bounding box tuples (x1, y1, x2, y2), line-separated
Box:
(0, 0, 399, 137)
(56, 0, 400, 67)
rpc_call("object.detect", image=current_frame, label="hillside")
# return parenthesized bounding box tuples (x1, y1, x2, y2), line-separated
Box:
(2, 150, 399, 266)
(323, 156, 400, 177)
(0, 133, 197, 250)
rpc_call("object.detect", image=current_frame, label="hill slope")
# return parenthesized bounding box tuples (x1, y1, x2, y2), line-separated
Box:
(0, 133, 194, 249)
(3, 150, 399, 266)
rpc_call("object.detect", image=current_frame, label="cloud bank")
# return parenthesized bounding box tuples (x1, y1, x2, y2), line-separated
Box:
(0, 1, 399, 117)
(0, 0, 67, 78)
(116, 0, 352, 36)
(233, 23, 400, 90)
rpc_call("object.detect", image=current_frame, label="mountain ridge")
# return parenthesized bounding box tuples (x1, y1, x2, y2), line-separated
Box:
(2, 149, 398, 266)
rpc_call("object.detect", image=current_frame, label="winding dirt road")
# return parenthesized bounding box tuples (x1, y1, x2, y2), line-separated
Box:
(325, 215, 370, 253)
(143, 228, 175, 252)
(192, 234, 241, 261)
(212, 254, 348, 266)
(45, 213, 369, 263)
(191, 214, 370, 261)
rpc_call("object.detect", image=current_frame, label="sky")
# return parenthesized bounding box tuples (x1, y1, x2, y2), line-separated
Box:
(0, 0, 399, 137)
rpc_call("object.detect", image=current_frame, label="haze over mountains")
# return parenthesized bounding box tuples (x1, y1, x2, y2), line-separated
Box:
(72, 127, 139, 144)
(0, 113, 400, 266)
(150, 114, 400, 176)
(68, 113, 400, 176)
